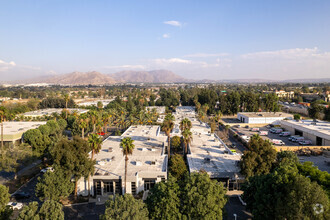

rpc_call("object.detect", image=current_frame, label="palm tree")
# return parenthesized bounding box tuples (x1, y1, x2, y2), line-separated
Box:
(88, 110, 99, 133)
(63, 93, 70, 119)
(161, 120, 174, 158)
(79, 113, 89, 138)
(88, 133, 102, 197)
(102, 112, 110, 134)
(164, 113, 175, 122)
(121, 137, 135, 194)
(215, 111, 223, 124)
(88, 134, 102, 162)
(137, 111, 146, 125)
(180, 118, 192, 132)
(182, 128, 193, 155)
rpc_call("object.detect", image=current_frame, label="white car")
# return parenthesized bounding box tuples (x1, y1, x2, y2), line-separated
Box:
(7, 202, 23, 210)
(40, 167, 54, 173)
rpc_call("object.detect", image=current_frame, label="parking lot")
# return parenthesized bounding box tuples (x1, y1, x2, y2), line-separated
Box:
(231, 125, 300, 146)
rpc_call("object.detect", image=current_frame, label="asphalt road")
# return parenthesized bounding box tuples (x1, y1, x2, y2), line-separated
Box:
(225, 196, 252, 220)
(63, 203, 105, 220)
(11, 173, 41, 204)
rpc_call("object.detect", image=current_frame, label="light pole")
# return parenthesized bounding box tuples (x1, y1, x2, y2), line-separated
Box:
(233, 214, 237, 220)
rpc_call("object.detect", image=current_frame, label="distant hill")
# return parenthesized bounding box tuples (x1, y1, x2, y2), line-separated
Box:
(281, 78, 330, 83)
(26, 71, 116, 85)
(7, 70, 330, 85)
(110, 70, 187, 83)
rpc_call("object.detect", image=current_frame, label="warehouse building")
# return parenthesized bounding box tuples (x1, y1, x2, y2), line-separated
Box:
(281, 120, 330, 146)
(2, 121, 47, 146)
(77, 125, 168, 196)
(22, 108, 89, 118)
(237, 112, 293, 124)
(176, 107, 244, 190)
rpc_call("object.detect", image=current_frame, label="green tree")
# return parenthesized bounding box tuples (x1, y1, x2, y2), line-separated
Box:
(294, 113, 301, 120)
(88, 133, 102, 196)
(171, 136, 181, 152)
(35, 169, 74, 201)
(181, 172, 227, 219)
(51, 137, 94, 200)
(38, 200, 64, 220)
(169, 154, 187, 180)
(24, 129, 45, 157)
(242, 167, 329, 220)
(240, 135, 277, 178)
(17, 202, 39, 220)
(101, 194, 148, 220)
(182, 129, 193, 155)
(0, 184, 12, 220)
(161, 119, 174, 158)
(120, 137, 135, 194)
(17, 200, 64, 220)
(63, 93, 70, 119)
(179, 118, 192, 132)
(147, 176, 181, 220)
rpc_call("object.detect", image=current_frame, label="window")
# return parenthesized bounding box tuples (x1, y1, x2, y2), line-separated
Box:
(144, 179, 156, 191)
(94, 181, 102, 195)
(103, 181, 113, 194)
(115, 180, 122, 194)
(131, 182, 136, 195)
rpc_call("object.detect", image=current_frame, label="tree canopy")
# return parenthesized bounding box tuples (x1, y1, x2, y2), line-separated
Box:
(240, 134, 277, 178)
(35, 169, 74, 201)
(101, 194, 149, 220)
(17, 200, 64, 220)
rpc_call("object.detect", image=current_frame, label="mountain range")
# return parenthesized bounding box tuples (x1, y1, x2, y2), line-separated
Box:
(5, 70, 330, 85)
(13, 70, 187, 85)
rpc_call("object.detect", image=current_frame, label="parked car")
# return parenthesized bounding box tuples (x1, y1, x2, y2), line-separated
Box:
(279, 131, 291, 137)
(40, 167, 54, 173)
(274, 129, 283, 134)
(259, 131, 268, 136)
(289, 135, 300, 141)
(299, 140, 312, 145)
(250, 127, 260, 132)
(7, 202, 23, 210)
(271, 139, 285, 146)
(11, 192, 30, 200)
(292, 136, 305, 142)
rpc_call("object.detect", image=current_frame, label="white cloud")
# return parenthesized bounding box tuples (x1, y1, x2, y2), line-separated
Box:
(163, 20, 182, 27)
(184, 53, 229, 58)
(152, 58, 192, 65)
(162, 33, 170, 38)
(103, 65, 145, 70)
(0, 59, 16, 71)
(240, 47, 329, 59)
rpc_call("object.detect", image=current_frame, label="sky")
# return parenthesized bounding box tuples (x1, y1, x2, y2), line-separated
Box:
(1, 0, 330, 81)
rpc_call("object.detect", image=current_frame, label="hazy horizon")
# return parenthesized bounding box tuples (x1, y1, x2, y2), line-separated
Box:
(1, 1, 330, 81)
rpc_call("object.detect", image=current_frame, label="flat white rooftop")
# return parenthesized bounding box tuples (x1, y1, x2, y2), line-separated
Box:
(174, 106, 242, 179)
(122, 125, 161, 138)
(93, 131, 167, 181)
(146, 106, 166, 114)
(2, 121, 47, 141)
(23, 108, 89, 117)
(77, 99, 114, 107)
(281, 120, 330, 140)
(238, 112, 292, 118)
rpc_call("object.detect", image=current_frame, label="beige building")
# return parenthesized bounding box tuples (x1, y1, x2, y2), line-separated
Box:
(237, 112, 293, 124)
(1, 121, 47, 146)
(77, 125, 168, 196)
(281, 120, 330, 146)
